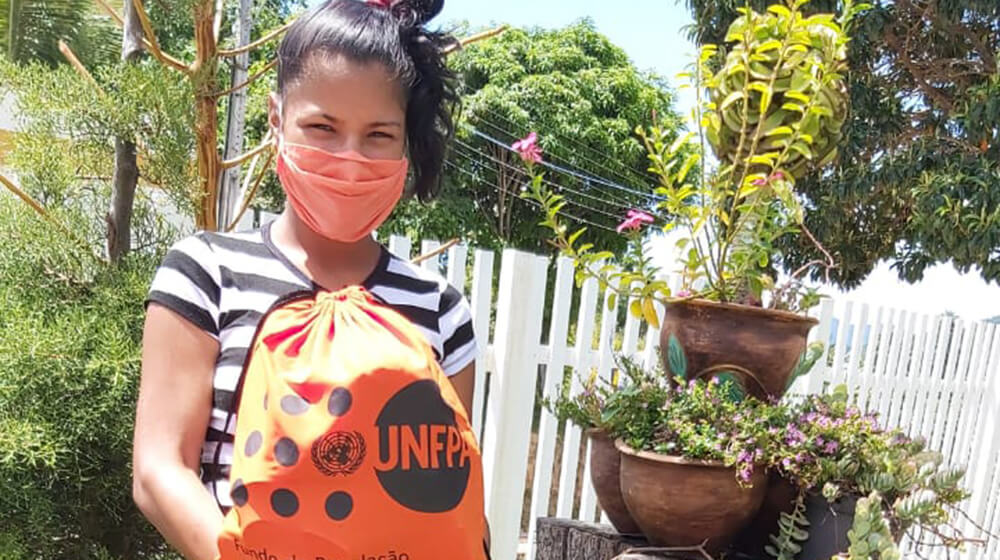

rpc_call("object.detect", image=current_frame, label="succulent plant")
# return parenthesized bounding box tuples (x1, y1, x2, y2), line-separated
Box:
(704, 0, 850, 181)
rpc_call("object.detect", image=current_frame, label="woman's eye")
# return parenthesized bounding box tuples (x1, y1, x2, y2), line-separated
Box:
(310, 124, 335, 132)
(370, 131, 394, 139)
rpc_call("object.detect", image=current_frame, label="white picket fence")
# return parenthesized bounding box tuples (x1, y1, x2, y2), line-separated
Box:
(380, 235, 1000, 560)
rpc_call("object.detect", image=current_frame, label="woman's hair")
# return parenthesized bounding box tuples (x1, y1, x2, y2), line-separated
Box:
(276, 0, 459, 201)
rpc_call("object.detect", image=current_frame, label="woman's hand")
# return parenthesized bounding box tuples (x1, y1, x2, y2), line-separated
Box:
(133, 304, 224, 560)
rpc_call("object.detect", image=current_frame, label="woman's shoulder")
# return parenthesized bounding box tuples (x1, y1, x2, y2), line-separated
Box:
(161, 228, 270, 269)
(378, 248, 463, 298)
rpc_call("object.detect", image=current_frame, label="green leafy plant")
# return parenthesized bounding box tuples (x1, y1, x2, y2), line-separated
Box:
(0, 196, 175, 559)
(522, 0, 869, 321)
(764, 385, 982, 558)
(547, 356, 790, 487)
(766, 494, 810, 560)
(838, 492, 901, 560)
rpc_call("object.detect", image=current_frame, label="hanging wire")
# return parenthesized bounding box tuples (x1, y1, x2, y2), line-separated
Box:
(466, 107, 655, 190)
(463, 123, 663, 204)
(442, 160, 619, 233)
(450, 140, 638, 224)
(444, 155, 619, 231)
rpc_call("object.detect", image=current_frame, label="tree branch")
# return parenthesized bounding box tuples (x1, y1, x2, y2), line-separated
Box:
(225, 149, 274, 232)
(221, 138, 274, 169)
(884, 19, 953, 112)
(58, 41, 106, 97)
(212, 58, 277, 98)
(129, 0, 190, 73)
(0, 173, 101, 262)
(411, 238, 460, 265)
(94, 0, 189, 71)
(218, 21, 293, 57)
(442, 25, 509, 55)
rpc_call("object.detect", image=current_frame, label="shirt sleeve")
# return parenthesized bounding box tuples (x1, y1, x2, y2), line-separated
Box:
(145, 234, 222, 339)
(437, 284, 477, 377)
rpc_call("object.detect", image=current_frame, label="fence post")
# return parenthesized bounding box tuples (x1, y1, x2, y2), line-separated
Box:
(469, 249, 495, 439)
(481, 249, 548, 560)
(967, 328, 1000, 545)
(526, 257, 575, 560)
(447, 243, 469, 294)
(555, 275, 600, 518)
(388, 234, 411, 260)
(420, 239, 441, 273)
(800, 298, 834, 395)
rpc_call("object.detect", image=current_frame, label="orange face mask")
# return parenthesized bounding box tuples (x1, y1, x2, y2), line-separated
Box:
(276, 140, 408, 242)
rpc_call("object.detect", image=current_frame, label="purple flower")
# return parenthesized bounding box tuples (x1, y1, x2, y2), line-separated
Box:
(676, 289, 693, 298)
(738, 466, 754, 483)
(782, 457, 794, 470)
(785, 426, 806, 445)
(710, 377, 721, 385)
(816, 436, 825, 447)
(824, 441, 839, 454)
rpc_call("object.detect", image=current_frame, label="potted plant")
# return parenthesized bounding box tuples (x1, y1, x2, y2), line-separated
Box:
(550, 357, 790, 551)
(519, 0, 866, 400)
(763, 386, 984, 560)
(543, 356, 650, 535)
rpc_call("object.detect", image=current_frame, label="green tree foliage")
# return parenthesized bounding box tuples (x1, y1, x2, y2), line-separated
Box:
(0, 195, 176, 559)
(382, 20, 684, 253)
(681, 0, 1000, 287)
(0, 56, 198, 235)
(0, 0, 119, 67)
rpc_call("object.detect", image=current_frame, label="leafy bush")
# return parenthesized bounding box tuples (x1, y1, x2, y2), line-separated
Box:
(0, 195, 176, 559)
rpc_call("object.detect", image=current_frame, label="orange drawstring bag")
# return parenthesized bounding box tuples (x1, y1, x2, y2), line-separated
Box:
(215, 286, 486, 560)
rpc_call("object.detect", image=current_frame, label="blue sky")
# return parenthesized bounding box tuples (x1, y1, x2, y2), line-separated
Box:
(437, 0, 699, 113)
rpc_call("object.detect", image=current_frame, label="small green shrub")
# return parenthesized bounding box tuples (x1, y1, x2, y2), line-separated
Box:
(0, 195, 175, 559)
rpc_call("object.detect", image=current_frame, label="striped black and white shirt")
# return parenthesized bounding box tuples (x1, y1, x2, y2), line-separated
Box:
(145, 222, 477, 509)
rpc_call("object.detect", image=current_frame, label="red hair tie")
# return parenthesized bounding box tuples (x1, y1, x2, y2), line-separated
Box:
(367, 0, 392, 8)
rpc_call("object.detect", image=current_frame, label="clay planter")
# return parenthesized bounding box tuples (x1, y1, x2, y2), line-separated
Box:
(660, 298, 818, 399)
(616, 440, 767, 551)
(587, 429, 641, 535)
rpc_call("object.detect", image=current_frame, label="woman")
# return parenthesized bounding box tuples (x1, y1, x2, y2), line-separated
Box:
(132, 1, 482, 557)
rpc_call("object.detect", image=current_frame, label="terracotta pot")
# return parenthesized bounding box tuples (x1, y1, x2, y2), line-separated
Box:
(616, 440, 767, 551)
(660, 299, 818, 399)
(587, 429, 641, 535)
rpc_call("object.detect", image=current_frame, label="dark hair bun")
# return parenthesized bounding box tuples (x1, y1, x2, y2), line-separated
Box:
(391, 0, 444, 26)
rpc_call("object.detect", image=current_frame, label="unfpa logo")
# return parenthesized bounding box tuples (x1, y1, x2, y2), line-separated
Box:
(374, 380, 472, 513)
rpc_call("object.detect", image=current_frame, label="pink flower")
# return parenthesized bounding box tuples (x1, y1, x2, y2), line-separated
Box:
(676, 289, 693, 298)
(751, 178, 768, 186)
(512, 132, 543, 164)
(616, 209, 655, 233)
(770, 171, 785, 181)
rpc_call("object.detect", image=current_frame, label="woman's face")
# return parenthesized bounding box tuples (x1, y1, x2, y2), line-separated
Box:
(269, 53, 407, 160)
